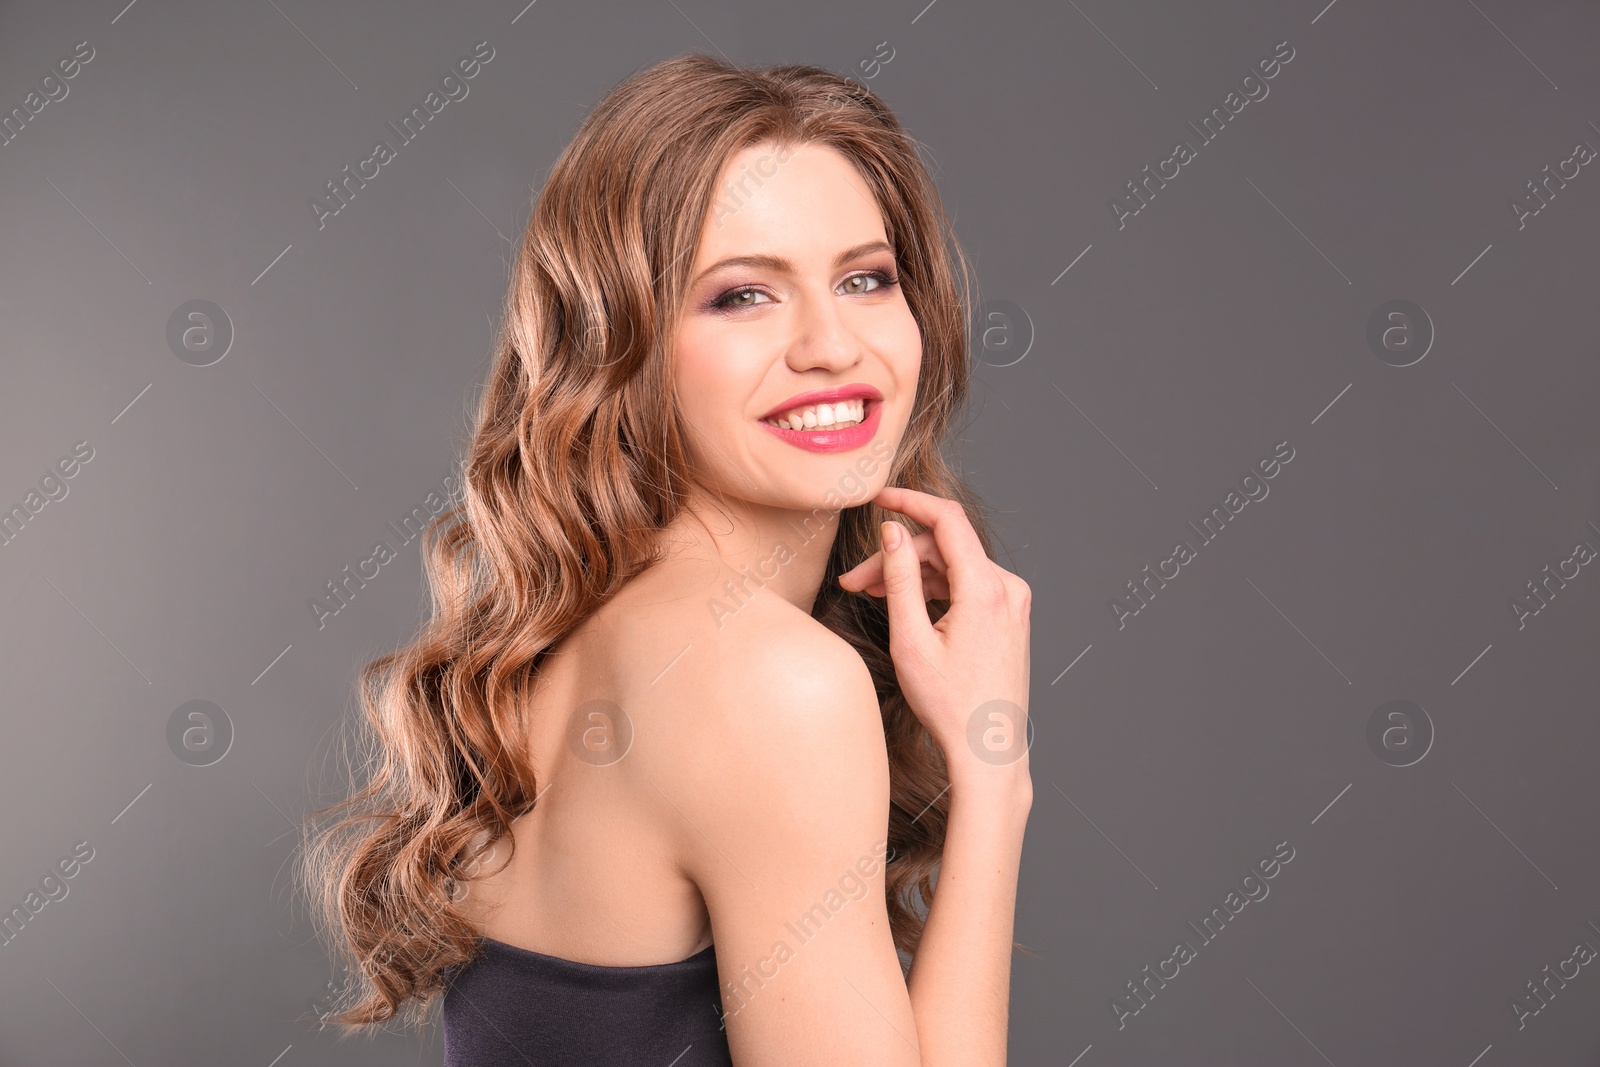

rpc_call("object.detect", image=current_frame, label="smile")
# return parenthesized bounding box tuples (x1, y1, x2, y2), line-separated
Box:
(758, 398, 882, 453)
(760, 399, 865, 431)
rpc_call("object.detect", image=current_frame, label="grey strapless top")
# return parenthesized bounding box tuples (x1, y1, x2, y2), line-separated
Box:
(442, 935, 733, 1066)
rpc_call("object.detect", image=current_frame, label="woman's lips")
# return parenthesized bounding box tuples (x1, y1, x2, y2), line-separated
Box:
(759, 385, 883, 422)
(758, 398, 883, 453)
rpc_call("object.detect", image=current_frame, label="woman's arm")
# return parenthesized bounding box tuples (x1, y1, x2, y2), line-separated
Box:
(648, 640, 1029, 1066)
(906, 766, 1032, 1064)
(632, 617, 926, 1066)
(840, 486, 1036, 1065)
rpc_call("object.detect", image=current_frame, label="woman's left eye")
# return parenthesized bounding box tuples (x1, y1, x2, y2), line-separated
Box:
(840, 269, 898, 295)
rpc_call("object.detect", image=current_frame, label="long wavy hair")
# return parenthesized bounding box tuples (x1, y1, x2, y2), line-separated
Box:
(297, 51, 1008, 1035)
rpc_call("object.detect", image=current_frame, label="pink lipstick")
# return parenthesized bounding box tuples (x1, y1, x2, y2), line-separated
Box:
(758, 384, 884, 454)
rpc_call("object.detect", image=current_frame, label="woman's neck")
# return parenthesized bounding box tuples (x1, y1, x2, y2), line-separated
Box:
(655, 494, 843, 618)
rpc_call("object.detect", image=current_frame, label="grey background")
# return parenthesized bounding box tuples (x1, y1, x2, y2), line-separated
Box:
(2, 0, 1597, 1063)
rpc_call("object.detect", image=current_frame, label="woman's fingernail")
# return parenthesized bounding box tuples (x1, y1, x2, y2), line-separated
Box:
(882, 521, 903, 550)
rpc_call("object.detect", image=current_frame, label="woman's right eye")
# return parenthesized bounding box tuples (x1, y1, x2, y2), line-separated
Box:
(709, 286, 772, 313)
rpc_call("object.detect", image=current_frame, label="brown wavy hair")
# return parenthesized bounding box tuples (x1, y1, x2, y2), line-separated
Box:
(297, 51, 1006, 1035)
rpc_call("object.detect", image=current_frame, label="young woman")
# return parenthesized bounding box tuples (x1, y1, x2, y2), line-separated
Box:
(300, 53, 1033, 1066)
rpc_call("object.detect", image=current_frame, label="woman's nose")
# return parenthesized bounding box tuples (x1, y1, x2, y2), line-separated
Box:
(786, 291, 864, 371)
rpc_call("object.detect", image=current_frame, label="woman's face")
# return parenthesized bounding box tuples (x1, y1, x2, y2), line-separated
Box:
(671, 140, 922, 513)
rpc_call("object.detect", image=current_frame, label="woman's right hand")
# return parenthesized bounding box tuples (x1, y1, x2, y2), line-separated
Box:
(840, 486, 1033, 796)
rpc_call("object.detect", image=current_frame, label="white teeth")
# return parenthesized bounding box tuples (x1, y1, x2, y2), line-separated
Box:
(763, 398, 867, 431)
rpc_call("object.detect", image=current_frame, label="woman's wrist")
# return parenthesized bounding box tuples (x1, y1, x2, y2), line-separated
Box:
(945, 757, 1033, 816)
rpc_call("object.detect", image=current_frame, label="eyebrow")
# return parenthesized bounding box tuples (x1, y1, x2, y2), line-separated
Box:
(691, 240, 895, 285)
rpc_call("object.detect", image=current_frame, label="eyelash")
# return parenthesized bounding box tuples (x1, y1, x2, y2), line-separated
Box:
(706, 269, 900, 314)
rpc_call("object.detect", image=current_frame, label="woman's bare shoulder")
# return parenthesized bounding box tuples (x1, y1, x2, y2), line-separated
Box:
(594, 561, 873, 710)
(608, 585, 888, 837)
(664, 589, 869, 704)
